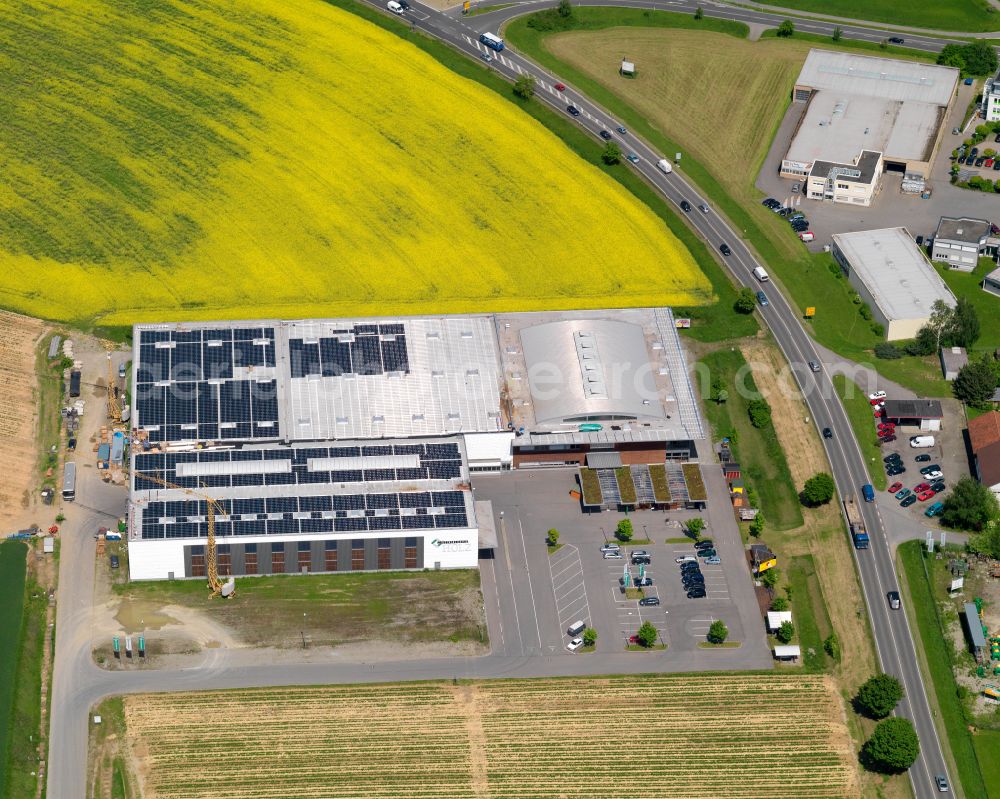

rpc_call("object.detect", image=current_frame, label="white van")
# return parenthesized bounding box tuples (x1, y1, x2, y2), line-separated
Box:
(656, 158, 673, 175)
(567, 620, 586, 636)
(753, 266, 769, 282)
(799, 232, 814, 243)
(387, 0, 404, 13)
(910, 435, 935, 448)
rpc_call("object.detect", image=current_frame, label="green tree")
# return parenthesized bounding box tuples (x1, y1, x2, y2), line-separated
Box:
(760, 567, 779, 591)
(771, 596, 789, 612)
(832, 26, 842, 41)
(615, 518, 634, 541)
(855, 674, 904, 719)
(557, 0, 573, 17)
(582, 627, 597, 647)
(513, 74, 536, 99)
(824, 632, 841, 661)
(862, 718, 920, 773)
(941, 476, 999, 531)
(801, 472, 836, 506)
(601, 142, 621, 165)
(707, 619, 729, 644)
(953, 357, 997, 407)
(970, 525, 1000, 559)
(747, 398, 772, 429)
(906, 325, 937, 356)
(776, 19, 794, 37)
(962, 39, 998, 76)
(733, 286, 756, 314)
(949, 296, 981, 347)
(546, 528, 560, 547)
(938, 43, 965, 69)
(749, 514, 764, 538)
(636, 620, 658, 648)
(686, 517, 705, 539)
(776, 620, 795, 644)
(694, 5, 703, 19)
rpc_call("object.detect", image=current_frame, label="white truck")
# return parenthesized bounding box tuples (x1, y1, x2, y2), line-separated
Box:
(656, 158, 673, 174)
(909, 435, 935, 448)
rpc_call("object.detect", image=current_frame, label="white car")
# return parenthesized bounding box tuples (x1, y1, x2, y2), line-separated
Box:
(566, 637, 584, 652)
(600, 543, 620, 553)
(869, 390, 887, 401)
(924, 470, 943, 481)
(603, 551, 623, 560)
(387, 0, 404, 12)
(675, 555, 697, 563)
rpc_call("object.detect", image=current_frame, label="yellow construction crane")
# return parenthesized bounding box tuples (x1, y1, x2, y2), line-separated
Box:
(134, 472, 234, 598)
(106, 352, 122, 424)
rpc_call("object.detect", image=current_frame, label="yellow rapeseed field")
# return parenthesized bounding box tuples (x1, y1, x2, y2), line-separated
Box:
(0, 0, 709, 326)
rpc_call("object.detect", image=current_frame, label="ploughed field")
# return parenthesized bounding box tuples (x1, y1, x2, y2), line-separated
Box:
(117, 674, 858, 798)
(0, 0, 708, 326)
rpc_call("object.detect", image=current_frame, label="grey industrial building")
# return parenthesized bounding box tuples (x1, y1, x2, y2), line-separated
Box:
(931, 217, 991, 271)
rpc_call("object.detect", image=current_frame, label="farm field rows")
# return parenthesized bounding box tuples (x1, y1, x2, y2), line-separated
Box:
(0, 0, 708, 326)
(112, 674, 857, 798)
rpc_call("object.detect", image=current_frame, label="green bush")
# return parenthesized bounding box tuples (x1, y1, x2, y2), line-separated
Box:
(708, 619, 729, 643)
(776, 620, 795, 643)
(747, 398, 772, 429)
(862, 718, 920, 773)
(874, 343, 902, 360)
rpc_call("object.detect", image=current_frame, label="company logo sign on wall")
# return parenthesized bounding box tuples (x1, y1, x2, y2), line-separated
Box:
(431, 538, 472, 552)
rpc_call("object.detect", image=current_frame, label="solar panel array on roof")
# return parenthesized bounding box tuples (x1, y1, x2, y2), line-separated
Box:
(135, 327, 278, 443)
(137, 490, 467, 540)
(133, 442, 462, 489)
(288, 324, 409, 379)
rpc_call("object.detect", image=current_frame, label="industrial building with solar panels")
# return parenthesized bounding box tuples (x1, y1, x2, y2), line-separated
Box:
(127, 308, 705, 580)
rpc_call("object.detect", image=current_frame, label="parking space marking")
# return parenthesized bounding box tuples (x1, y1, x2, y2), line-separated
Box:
(547, 544, 591, 635)
(483, 557, 504, 651)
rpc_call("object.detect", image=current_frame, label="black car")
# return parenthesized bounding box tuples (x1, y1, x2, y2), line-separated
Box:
(916, 235, 924, 246)
(762, 198, 779, 208)
(567, 105, 581, 116)
(884, 453, 902, 464)
(683, 573, 705, 583)
(931, 481, 946, 493)
(993, 160, 1000, 171)
(888, 36, 904, 44)
(886, 465, 905, 476)
(791, 221, 809, 231)
(971, 147, 980, 157)
(67, 437, 77, 450)
(823, 427, 832, 439)
(110, 554, 120, 570)
(977, 157, 986, 167)
(879, 435, 897, 444)
(687, 589, 707, 598)
(915, 454, 931, 462)
(680, 566, 701, 576)
(632, 555, 651, 565)
(680, 200, 692, 212)
(694, 540, 714, 550)
(638, 596, 660, 606)
(994, 133, 1000, 143)
(599, 130, 612, 140)
(720, 243, 732, 256)
(635, 577, 653, 587)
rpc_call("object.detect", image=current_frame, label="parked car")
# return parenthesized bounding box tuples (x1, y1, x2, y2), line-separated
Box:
(879, 435, 897, 444)
(914, 482, 931, 493)
(791, 182, 800, 193)
(931, 481, 946, 493)
(987, 159, 994, 168)
(823, 427, 832, 439)
(915, 454, 932, 462)
(917, 490, 935, 501)
(699, 549, 717, 559)
(638, 596, 660, 606)
(923, 469, 943, 480)
(635, 577, 653, 587)
(67, 438, 77, 451)
(883, 453, 902, 464)
(676, 555, 697, 563)
(789, 212, 805, 222)
(604, 551, 623, 559)
(680, 200, 691, 212)
(110, 554, 120, 569)
(704, 556, 721, 565)
(687, 588, 707, 598)
(631, 556, 651, 565)
(971, 147, 979, 157)
(566, 637, 583, 651)
(869, 391, 888, 402)
(976, 157, 986, 167)
(926, 501, 945, 517)
(762, 198, 779, 208)
(888, 482, 903, 494)
(895, 488, 912, 500)
(900, 495, 917, 507)
(680, 562, 700, 573)
(993, 160, 1000, 171)
(600, 543, 620, 552)
(886, 465, 905, 476)
(694, 540, 714, 550)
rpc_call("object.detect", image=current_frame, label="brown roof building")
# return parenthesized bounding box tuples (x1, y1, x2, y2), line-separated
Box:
(968, 411, 1000, 492)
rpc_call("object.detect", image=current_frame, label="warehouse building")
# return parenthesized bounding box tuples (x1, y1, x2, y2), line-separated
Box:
(782, 50, 959, 197)
(128, 309, 704, 579)
(831, 228, 957, 341)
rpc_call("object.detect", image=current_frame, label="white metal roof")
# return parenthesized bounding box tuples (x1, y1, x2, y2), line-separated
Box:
(833, 228, 956, 322)
(797, 49, 958, 105)
(766, 611, 793, 631)
(774, 645, 801, 658)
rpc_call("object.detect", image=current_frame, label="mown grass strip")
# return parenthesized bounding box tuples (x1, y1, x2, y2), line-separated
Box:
(897, 540, 989, 799)
(786, 555, 831, 673)
(0, 541, 28, 795)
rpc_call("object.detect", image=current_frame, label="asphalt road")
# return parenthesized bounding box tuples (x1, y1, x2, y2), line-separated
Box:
(371, 1, 955, 794)
(46, 3, 960, 797)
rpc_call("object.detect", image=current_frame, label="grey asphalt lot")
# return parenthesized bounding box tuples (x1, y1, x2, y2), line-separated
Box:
(47, 1, 969, 796)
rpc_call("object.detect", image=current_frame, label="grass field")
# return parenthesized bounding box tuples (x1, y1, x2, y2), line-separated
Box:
(698, 348, 803, 529)
(752, 0, 999, 33)
(974, 730, 1000, 796)
(108, 568, 486, 650)
(0, 0, 709, 326)
(0, 542, 27, 794)
(105, 674, 858, 798)
(786, 555, 834, 672)
(833, 374, 887, 491)
(506, 13, 951, 395)
(897, 541, 991, 799)
(937, 258, 1000, 360)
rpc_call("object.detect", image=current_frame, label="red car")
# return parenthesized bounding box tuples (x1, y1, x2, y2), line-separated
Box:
(888, 482, 903, 493)
(870, 397, 884, 406)
(914, 482, 931, 493)
(877, 423, 895, 431)
(988, 158, 995, 168)
(554, 82, 566, 92)
(917, 490, 935, 502)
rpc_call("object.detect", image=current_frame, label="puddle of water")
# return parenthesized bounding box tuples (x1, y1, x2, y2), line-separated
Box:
(115, 599, 178, 632)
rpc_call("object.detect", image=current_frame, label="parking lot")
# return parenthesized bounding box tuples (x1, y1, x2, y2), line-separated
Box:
(473, 467, 768, 663)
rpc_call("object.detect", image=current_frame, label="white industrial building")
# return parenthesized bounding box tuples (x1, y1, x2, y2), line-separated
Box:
(127, 309, 705, 580)
(984, 68, 1000, 122)
(931, 217, 991, 271)
(782, 50, 959, 201)
(832, 228, 957, 341)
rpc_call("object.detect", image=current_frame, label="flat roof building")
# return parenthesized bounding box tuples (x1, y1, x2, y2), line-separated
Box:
(783, 49, 959, 189)
(831, 228, 957, 340)
(932, 216, 991, 272)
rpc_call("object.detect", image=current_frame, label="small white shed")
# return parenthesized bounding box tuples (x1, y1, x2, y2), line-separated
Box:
(620, 59, 635, 76)
(43, 537, 54, 554)
(774, 644, 801, 662)
(766, 611, 793, 633)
